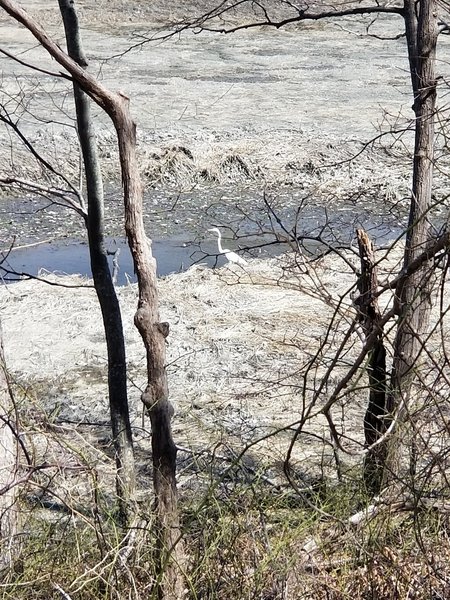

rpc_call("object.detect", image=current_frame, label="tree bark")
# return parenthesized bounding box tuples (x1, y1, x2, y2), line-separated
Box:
(58, 0, 135, 526)
(116, 92, 186, 600)
(0, 325, 20, 573)
(383, 0, 437, 486)
(355, 229, 389, 494)
(403, 0, 420, 97)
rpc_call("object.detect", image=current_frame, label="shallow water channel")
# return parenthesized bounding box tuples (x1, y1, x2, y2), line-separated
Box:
(0, 184, 406, 285)
(3, 237, 197, 285)
(1, 224, 400, 286)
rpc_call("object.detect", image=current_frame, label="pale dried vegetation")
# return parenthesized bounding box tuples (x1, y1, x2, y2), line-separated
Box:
(2, 241, 450, 598)
(0, 249, 382, 459)
(2, 106, 450, 596)
(1, 123, 415, 194)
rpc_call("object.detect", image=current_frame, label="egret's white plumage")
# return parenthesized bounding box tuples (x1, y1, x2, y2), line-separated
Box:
(208, 227, 248, 266)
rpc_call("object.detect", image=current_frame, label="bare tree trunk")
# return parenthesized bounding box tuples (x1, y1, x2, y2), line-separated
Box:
(355, 230, 388, 494)
(353, 2, 437, 493)
(403, 0, 420, 96)
(383, 0, 437, 486)
(0, 326, 19, 572)
(121, 118, 186, 600)
(115, 93, 186, 600)
(0, 2, 186, 595)
(58, 0, 135, 526)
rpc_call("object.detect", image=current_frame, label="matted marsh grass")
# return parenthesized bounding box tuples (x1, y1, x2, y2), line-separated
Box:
(2, 246, 450, 598)
(1, 245, 449, 475)
(0, 251, 372, 467)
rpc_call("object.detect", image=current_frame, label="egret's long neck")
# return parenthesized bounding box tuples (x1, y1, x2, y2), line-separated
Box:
(216, 232, 224, 254)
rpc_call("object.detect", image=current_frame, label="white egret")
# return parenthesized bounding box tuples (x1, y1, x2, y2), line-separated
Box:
(208, 227, 248, 266)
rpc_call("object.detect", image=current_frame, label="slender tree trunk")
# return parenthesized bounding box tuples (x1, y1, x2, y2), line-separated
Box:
(0, 325, 19, 572)
(354, 1, 437, 493)
(403, 0, 420, 96)
(115, 93, 186, 600)
(382, 0, 437, 485)
(120, 112, 186, 600)
(58, 0, 135, 526)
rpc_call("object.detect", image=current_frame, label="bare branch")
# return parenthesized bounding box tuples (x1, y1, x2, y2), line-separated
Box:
(0, 262, 94, 288)
(0, 107, 83, 202)
(380, 229, 450, 292)
(190, 4, 404, 35)
(0, 47, 72, 80)
(0, 176, 85, 216)
(0, 0, 118, 112)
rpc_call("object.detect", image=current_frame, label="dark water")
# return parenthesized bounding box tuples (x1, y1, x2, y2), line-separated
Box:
(1, 205, 406, 286)
(1, 237, 218, 286)
(0, 184, 408, 286)
(1, 220, 401, 287)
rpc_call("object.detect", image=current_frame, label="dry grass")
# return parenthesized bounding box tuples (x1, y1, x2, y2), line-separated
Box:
(2, 246, 450, 598)
(4, 470, 450, 599)
(0, 252, 364, 468)
(0, 243, 447, 467)
(0, 123, 415, 200)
